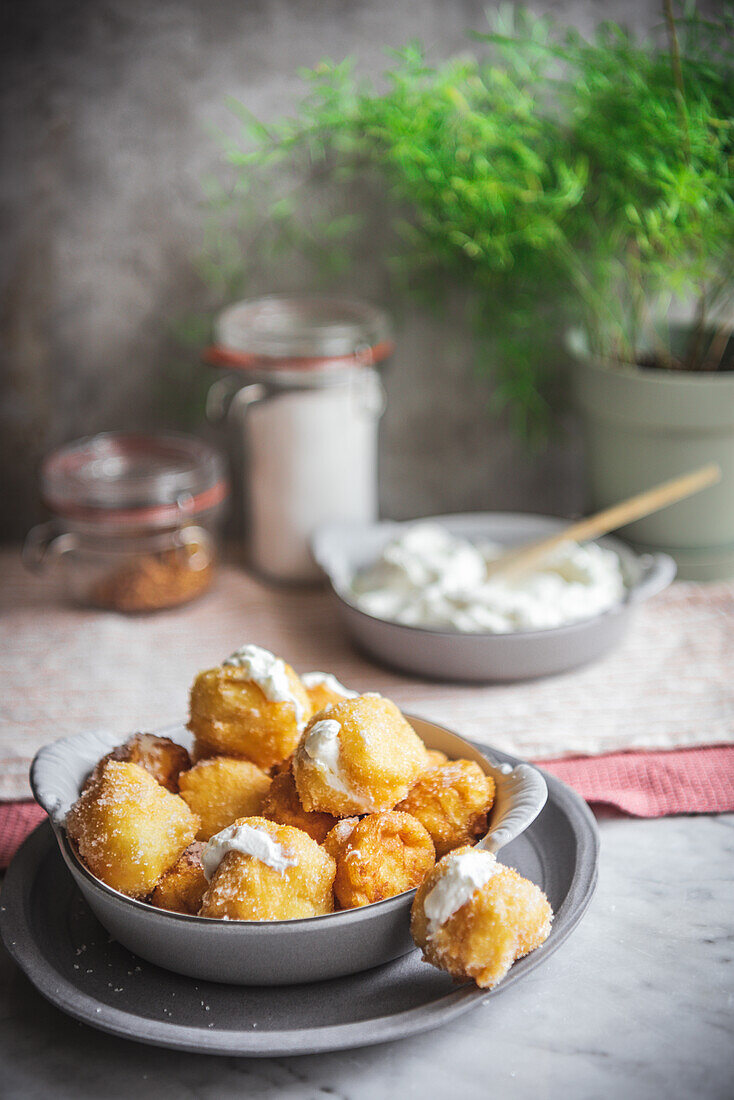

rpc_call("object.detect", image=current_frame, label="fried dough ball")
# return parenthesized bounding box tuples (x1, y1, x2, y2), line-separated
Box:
(150, 842, 208, 914)
(321, 816, 360, 860)
(188, 645, 312, 770)
(424, 749, 449, 770)
(301, 671, 358, 715)
(85, 733, 191, 793)
(411, 847, 553, 989)
(66, 761, 199, 898)
(396, 760, 495, 858)
(261, 765, 337, 843)
(293, 694, 429, 817)
(178, 757, 272, 841)
(199, 817, 335, 921)
(324, 811, 435, 909)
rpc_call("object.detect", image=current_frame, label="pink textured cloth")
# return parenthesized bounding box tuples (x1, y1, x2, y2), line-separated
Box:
(539, 743, 734, 818)
(2, 744, 733, 870)
(1, 801, 46, 869)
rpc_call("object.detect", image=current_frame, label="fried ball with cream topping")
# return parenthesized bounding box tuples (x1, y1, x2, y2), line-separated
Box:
(293, 694, 428, 817)
(150, 842, 208, 914)
(188, 644, 312, 770)
(66, 761, 199, 898)
(178, 756, 272, 841)
(410, 847, 553, 989)
(198, 817, 335, 921)
(301, 671, 358, 715)
(85, 733, 191, 794)
(323, 810, 435, 909)
(261, 763, 337, 843)
(396, 759, 495, 857)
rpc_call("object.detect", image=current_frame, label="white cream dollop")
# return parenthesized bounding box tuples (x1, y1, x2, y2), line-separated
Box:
(223, 643, 307, 729)
(301, 672, 358, 699)
(424, 849, 498, 937)
(349, 522, 625, 634)
(302, 718, 375, 812)
(202, 822, 298, 881)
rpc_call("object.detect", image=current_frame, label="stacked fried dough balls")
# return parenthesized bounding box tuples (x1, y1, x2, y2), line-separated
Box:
(63, 642, 550, 987)
(67, 758, 199, 898)
(411, 847, 553, 989)
(179, 757, 271, 841)
(199, 817, 335, 920)
(323, 811, 435, 909)
(84, 732, 191, 793)
(188, 644, 312, 769)
(396, 759, 496, 858)
(293, 694, 429, 816)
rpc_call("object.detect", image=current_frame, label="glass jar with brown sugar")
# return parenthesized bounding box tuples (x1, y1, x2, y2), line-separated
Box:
(23, 432, 228, 612)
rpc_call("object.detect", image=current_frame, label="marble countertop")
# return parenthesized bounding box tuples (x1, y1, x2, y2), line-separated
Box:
(3, 810, 733, 1100)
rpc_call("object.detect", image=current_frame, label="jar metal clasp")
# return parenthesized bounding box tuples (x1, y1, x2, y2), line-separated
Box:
(206, 380, 268, 425)
(22, 522, 78, 573)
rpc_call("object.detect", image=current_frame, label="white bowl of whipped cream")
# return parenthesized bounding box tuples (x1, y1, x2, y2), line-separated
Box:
(312, 514, 676, 682)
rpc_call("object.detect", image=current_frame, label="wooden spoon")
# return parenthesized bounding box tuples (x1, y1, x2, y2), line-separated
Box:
(484, 463, 722, 581)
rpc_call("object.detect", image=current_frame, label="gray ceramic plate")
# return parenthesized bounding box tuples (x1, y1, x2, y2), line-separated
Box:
(312, 512, 677, 682)
(1, 748, 598, 1057)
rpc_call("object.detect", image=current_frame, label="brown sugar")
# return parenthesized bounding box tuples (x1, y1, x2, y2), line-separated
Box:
(90, 549, 214, 613)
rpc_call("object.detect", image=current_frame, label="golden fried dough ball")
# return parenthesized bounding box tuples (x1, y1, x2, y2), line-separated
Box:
(261, 766, 337, 843)
(66, 761, 199, 898)
(396, 760, 495, 858)
(199, 817, 335, 921)
(150, 842, 207, 914)
(301, 671, 358, 715)
(424, 749, 449, 770)
(188, 644, 312, 770)
(85, 733, 191, 793)
(324, 811, 435, 909)
(321, 816, 360, 860)
(293, 694, 429, 817)
(411, 847, 553, 989)
(178, 757, 272, 841)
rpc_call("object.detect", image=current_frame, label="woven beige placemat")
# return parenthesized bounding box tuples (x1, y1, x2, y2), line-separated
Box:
(1, 550, 732, 800)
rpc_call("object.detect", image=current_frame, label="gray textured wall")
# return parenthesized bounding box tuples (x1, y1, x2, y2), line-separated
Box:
(2, 0, 672, 540)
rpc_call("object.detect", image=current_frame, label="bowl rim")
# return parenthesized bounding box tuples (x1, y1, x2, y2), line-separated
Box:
(45, 715, 526, 930)
(312, 511, 675, 641)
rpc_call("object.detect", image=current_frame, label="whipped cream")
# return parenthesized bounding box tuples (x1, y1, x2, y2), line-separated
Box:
(301, 672, 358, 699)
(424, 849, 498, 936)
(349, 523, 625, 634)
(202, 822, 298, 881)
(223, 644, 307, 729)
(302, 718, 375, 812)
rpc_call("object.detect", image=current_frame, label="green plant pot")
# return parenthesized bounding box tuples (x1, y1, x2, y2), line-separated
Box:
(571, 350, 734, 581)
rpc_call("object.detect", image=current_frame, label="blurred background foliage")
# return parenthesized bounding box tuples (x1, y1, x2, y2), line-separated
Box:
(193, 3, 733, 444)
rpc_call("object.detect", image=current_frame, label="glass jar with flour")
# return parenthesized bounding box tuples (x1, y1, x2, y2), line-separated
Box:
(206, 295, 391, 583)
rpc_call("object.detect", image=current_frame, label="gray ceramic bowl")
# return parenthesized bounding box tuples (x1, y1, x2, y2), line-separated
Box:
(30, 718, 547, 986)
(312, 512, 677, 682)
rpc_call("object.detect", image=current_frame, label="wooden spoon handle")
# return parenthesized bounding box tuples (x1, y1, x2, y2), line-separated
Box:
(485, 463, 722, 580)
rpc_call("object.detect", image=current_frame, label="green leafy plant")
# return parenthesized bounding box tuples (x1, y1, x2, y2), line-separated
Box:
(200, 3, 733, 442)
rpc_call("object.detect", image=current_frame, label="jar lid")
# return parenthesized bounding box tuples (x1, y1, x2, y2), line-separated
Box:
(42, 432, 228, 527)
(208, 294, 393, 373)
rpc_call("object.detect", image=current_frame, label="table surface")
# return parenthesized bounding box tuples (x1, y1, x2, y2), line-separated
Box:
(2, 550, 733, 1097)
(2, 551, 733, 798)
(2, 811, 732, 1100)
